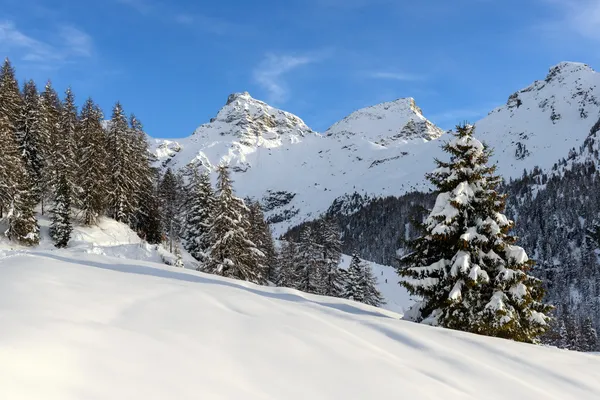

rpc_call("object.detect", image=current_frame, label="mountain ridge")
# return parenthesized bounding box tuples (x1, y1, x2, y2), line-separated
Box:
(150, 61, 600, 232)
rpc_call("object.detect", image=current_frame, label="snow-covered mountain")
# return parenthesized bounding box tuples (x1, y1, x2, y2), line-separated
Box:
(476, 62, 600, 176)
(2, 249, 600, 399)
(151, 62, 600, 232)
(151, 93, 445, 233)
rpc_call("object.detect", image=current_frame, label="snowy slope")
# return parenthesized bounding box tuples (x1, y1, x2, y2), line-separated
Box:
(1, 250, 600, 400)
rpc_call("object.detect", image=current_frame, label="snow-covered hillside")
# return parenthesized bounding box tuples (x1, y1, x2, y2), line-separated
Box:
(151, 62, 600, 232)
(1, 250, 599, 400)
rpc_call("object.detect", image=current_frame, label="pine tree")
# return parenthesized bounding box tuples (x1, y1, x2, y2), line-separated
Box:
(159, 168, 184, 249)
(398, 124, 552, 343)
(362, 261, 385, 307)
(39, 81, 61, 214)
(204, 164, 266, 284)
(0, 58, 23, 218)
(76, 98, 108, 225)
(276, 240, 299, 288)
(136, 169, 163, 244)
(56, 87, 78, 196)
(15, 80, 45, 203)
(0, 58, 23, 132)
(49, 173, 73, 248)
(344, 253, 366, 302)
(129, 114, 155, 229)
(107, 102, 135, 223)
(248, 200, 277, 281)
(0, 114, 39, 246)
(319, 217, 344, 297)
(582, 317, 598, 352)
(295, 227, 325, 294)
(183, 168, 214, 262)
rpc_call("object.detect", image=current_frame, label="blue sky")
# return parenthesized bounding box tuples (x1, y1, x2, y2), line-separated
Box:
(0, 0, 598, 137)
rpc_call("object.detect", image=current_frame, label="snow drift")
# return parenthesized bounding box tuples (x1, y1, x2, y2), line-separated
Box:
(1, 250, 599, 399)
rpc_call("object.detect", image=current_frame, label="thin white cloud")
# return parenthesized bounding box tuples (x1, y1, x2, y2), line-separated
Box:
(0, 20, 93, 66)
(368, 71, 425, 82)
(253, 53, 316, 104)
(540, 0, 600, 40)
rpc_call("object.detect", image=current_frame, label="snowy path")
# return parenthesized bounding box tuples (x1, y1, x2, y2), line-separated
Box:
(1, 251, 600, 399)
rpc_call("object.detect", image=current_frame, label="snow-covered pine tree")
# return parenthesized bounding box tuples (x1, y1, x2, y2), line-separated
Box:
(344, 253, 366, 302)
(57, 87, 78, 197)
(183, 168, 214, 262)
(39, 81, 61, 215)
(49, 173, 73, 248)
(582, 317, 598, 352)
(76, 98, 108, 225)
(0, 58, 23, 218)
(276, 240, 299, 288)
(137, 181, 163, 244)
(15, 80, 45, 203)
(107, 102, 136, 223)
(204, 164, 266, 284)
(0, 58, 23, 133)
(362, 261, 385, 307)
(399, 124, 552, 343)
(248, 200, 277, 281)
(319, 217, 344, 297)
(0, 115, 40, 245)
(159, 168, 184, 249)
(295, 227, 325, 294)
(128, 114, 154, 226)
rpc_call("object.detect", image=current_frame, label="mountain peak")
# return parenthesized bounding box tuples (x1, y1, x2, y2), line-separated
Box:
(226, 91, 253, 105)
(545, 62, 594, 83)
(325, 97, 444, 144)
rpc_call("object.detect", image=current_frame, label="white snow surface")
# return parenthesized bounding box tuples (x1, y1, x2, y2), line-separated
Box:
(151, 62, 600, 234)
(1, 249, 600, 399)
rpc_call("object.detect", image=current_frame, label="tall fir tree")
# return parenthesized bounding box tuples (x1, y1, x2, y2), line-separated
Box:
(107, 102, 136, 223)
(0, 115, 40, 245)
(319, 217, 344, 297)
(39, 81, 61, 214)
(344, 253, 366, 302)
(16, 80, 45, 203)
(295, 227, 325, 294)
(398, 124, 552, 343)
(49, 173, 73, 248)
(56, 87, 78, 196)
(129, 114, 154, 227)
(76, 98, 108, 225)
(204, 164, 266, 284)
(276, 240, 299, 288)
(183, 168, 214, 262)
(248, 200, 277, 281)
(158, 167, 183, 248)
(582, 317, 598, 352)
(135, 169, 163, 244)
(0, 58, 23, 218)
(362, 261, 385, 307)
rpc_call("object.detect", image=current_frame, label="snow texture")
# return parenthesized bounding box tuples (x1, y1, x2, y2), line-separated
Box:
(1, 249, 600, 399)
